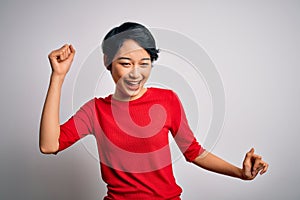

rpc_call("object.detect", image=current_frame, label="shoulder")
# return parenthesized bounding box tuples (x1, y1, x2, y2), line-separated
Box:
(149, 87, 180, 101)
(148, 87, 177, 97)
(78, 95, 110, 110)
(76, 98, 98, 111)
(93, 94, 113, 104)
(146, 87, 182, 108)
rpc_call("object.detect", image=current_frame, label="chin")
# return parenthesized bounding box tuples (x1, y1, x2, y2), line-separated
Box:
(114, 78, 147, 100)
(125, 87, 143, 99)
(121, 83, 145, 100)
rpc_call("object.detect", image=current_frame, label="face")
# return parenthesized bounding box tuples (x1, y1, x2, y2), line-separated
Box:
(109, 39, 152, 101)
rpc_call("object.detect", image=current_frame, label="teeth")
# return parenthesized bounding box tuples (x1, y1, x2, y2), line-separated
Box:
(126, 80, 141, 85)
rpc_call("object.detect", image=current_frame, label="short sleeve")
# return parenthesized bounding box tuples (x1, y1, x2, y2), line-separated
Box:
(56, 98, 96, 154)
(169, 91, 205, 162)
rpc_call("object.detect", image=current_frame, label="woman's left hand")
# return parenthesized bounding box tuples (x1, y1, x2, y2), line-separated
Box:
(241, 148, 269, 180)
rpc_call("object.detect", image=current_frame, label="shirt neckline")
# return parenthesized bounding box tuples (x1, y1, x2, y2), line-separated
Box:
(110, 87, 152, 103)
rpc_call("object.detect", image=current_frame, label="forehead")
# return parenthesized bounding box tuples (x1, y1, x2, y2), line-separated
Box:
(114, 39, 150, 59)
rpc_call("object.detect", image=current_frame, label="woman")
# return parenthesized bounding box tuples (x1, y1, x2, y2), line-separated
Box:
(39, 22, 268, 199)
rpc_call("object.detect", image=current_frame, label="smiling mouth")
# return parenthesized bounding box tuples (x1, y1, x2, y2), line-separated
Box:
(124, 80, 142, 90)
(125, 79, 142, 85)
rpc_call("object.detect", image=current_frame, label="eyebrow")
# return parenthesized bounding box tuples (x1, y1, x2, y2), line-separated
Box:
(117, 57, 151, 61)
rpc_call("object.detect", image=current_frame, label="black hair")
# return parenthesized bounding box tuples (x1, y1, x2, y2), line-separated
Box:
(101, 22, 159, 71)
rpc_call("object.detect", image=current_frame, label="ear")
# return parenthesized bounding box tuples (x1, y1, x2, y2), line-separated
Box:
(103, 54, 112, 71)
(103, 54, 109, 67)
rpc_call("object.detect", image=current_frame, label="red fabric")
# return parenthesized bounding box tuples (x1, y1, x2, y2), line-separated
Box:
(58, 88, 204, 200)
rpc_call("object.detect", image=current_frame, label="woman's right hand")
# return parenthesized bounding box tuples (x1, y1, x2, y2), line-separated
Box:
(48, 44, 76, 77)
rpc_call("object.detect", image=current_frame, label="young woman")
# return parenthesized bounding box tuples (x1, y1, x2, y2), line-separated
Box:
(39, 22, 268, 200)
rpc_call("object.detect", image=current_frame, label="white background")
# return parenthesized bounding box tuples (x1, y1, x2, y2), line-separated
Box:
(1, 0, 299, 199)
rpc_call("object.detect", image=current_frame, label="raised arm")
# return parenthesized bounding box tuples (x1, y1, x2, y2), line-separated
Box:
(39, 44, 75, 154)
(193, 148, 268, 180)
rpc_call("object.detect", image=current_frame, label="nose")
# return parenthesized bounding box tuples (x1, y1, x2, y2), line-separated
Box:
(129, 66, 140, 79)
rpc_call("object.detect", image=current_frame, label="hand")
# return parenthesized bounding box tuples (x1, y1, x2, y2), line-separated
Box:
(241, 148, 269, 180)
(48, 44, 76, 77)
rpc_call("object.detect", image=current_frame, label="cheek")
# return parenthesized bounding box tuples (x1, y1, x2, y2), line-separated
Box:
(111, 66, 128, 83)
(142, 68, 151, 79)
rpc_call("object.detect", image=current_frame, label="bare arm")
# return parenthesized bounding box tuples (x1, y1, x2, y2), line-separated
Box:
(193, 148, 268, 180)
(39, 44, 75, 154)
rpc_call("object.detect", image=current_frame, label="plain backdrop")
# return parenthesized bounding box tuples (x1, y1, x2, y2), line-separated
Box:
(1, 0, 299, 199)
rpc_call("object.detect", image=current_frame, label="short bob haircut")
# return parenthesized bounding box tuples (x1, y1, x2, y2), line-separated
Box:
(101, 22, 159, 71)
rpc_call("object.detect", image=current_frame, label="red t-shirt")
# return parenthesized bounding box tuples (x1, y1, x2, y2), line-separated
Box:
(58, 87, 204, 200)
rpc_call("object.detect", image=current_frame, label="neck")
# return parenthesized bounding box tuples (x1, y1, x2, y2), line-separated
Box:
(113, 88, 147, 101)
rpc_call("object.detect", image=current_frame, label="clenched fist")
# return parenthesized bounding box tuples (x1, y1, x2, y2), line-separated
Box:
(48, 44, 76, 77)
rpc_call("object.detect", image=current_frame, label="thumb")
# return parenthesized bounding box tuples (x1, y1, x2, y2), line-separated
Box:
(243, 148, 254, 179)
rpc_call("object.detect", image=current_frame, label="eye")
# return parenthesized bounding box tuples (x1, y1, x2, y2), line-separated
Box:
(140, 63, 150, 67)
(120, 62, 131, 67)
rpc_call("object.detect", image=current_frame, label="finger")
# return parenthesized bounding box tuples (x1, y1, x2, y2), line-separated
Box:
(252, 156, 264, 177)
(256, 162, 265, 171)
(260, 162, 269, 175)
(63, 48, 68, 60)
(49, 44, 69, 60)
(64, 45, 71, 58)
(67, 45, 71, 55)
(53, 44, 69, 56)
(254, 163, 265, 176)
(252, 154, 262, 171)
(243, 148, 255, 178)
(60, 44, 69, 52)
(248, 148, 255, 158)
(69, 44, 75, 53)
(244, 148, 255, 166)
(68, 44, 76, 60)
(61, 44, 73, 61)
(58, 51, 66, 62)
